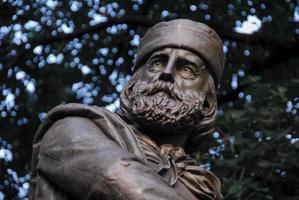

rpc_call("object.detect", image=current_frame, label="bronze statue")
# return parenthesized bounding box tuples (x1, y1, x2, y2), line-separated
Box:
(29, 19, 225, 200)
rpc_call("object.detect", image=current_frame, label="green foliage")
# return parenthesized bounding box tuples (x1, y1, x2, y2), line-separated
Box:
(201, 78, 299, 199)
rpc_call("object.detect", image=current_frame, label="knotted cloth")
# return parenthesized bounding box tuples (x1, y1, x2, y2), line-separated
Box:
(138, 134, 222, 200)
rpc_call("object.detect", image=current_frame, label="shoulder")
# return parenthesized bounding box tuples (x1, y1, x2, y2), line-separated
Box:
(47, 103, 112, 118)
(35, 103, 142, 156)
(33, 103, 116, 144)
(40, 115, 114, 152)
(38, 105, 121, 157)
(47, 103, 125, 125)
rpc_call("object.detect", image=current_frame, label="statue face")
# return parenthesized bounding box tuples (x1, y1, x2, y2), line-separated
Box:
(120, 47, 217, 135)
(140, 48, 209, 98)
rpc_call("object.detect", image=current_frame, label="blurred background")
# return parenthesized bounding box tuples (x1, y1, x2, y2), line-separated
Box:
(0, 0, 298, 199)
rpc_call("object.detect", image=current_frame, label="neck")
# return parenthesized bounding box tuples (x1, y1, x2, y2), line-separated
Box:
(138, 125, 191, 148)
(117, 109, 191, 148)
(151, 133, 189, 148)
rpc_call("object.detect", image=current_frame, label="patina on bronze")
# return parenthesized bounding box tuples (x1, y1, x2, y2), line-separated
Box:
(29, 19, 225, 200)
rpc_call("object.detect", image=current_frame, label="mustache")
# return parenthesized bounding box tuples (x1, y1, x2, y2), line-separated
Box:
(134, 80, 183, 101)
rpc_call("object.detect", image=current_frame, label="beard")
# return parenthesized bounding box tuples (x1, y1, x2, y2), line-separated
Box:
(120, 77, 206, 134)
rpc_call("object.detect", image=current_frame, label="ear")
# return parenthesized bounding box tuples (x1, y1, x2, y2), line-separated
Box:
(203, 93, 217, 116)
(203, 73, 217, 113)
(203, 96, 210, 109)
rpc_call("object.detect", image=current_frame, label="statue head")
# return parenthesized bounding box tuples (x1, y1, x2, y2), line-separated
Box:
(119, 19, 225, 153)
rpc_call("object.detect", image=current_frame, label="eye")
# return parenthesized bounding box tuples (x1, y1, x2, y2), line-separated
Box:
(148, 60, 164, 72)
(154, 61, 163, 68)
(178, 65, 197, 79)
(181, 66, 192, 73)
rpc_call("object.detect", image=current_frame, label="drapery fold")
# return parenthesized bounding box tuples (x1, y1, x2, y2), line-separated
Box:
(30, 103, 221, 199)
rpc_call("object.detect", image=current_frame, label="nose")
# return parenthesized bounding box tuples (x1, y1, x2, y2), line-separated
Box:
(159, 51, 176, 83)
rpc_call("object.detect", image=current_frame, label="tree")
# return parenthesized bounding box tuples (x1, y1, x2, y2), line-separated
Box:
(0, 0, 298, 199)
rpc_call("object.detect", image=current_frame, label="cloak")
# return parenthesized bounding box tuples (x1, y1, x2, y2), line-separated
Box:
(29, 103, 221, 199)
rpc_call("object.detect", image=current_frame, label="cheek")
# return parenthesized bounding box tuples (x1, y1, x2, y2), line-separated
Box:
(175, 77, 202, 93)
(140, 67, 160, 83)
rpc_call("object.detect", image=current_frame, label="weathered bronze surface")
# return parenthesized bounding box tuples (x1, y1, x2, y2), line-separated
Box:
(29, 19, 225, 200)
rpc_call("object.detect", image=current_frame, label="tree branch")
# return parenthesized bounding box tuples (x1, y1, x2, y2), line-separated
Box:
(217, 27, 298, 50)
(3, 15, 298, 58)
(218, 38, 299, 106)
(30, 16, 154, 47)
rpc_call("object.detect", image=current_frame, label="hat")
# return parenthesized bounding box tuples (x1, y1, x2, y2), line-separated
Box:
(133, 19, 225, 87)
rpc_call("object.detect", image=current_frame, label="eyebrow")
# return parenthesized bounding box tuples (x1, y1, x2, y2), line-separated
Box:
(182, 53, 204, 65)
(149, 51, 170, 60)
(176, 57, 197, 67)
(176, 56, 205, 71)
